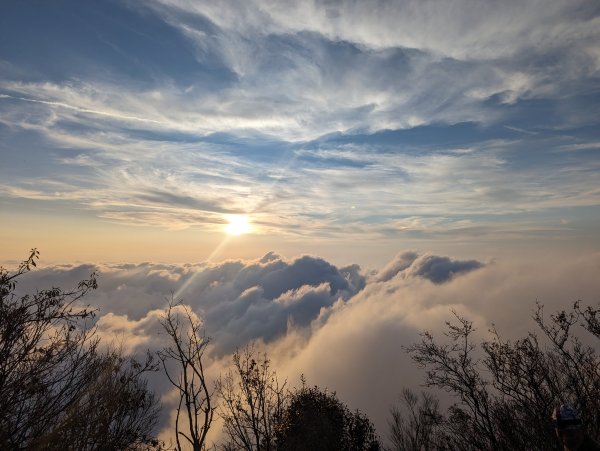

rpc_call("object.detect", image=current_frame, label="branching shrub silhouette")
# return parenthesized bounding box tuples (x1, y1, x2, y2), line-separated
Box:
(217, 344, 288, 451)
(390, 302, 600, 450)
(159, 301, 215, 451)
(0, 250, 159, 449)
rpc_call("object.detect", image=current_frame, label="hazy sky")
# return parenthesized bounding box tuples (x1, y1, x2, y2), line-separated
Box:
(1, 0, 599, 266)
(2, 1, 600, 445)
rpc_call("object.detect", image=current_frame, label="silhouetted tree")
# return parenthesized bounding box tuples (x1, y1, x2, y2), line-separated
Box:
(275, 382, 381, 451)
(400, 302, 600, 450)
(159, 302, 215, 451)
(34, 349, 160, 449)
(217, 345, 287, 451)
(388, 388, 443, 451)
(0, 249, 160, 449)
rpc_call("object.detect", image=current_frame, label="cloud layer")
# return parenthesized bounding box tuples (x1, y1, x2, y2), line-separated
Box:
(17, 251, 485, 353)
(12, 249, 600, 443)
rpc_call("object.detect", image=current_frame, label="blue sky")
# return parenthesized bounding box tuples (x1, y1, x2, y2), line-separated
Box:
(1, 0, 599, 265)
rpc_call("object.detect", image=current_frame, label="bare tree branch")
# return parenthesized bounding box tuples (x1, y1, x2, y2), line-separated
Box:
(159, 301, 215, 451)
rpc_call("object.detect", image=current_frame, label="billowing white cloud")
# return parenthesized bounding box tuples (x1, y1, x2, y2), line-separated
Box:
(374, 251, 484, 284)
(267, 251, 600, 437)
(17, 252, 366, 354)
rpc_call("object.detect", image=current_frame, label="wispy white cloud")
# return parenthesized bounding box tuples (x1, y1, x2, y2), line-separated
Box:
(4, 0, 593, 144)
(209, 1, 598, 56)
(1, 118, 598, 238)
(0, 93, 164, 125)
(1, 0, 598, 243)
(148, 0, 600, 91)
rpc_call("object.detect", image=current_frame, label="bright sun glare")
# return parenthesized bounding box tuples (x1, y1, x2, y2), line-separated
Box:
(224, 215, 251, 236)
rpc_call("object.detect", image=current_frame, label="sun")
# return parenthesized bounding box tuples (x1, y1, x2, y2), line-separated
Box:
(224, 215, 252, 236)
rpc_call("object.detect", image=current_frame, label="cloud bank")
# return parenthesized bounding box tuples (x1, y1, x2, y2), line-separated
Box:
(17, 251, 485, 353)
(12, 249, 600, 442)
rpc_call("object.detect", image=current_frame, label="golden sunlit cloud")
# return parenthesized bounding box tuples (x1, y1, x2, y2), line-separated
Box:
(224, 215, 251, 236)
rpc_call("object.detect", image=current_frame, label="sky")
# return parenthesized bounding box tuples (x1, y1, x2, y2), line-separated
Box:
(1, 0, 600, 266)
(2, 0, 600, 446)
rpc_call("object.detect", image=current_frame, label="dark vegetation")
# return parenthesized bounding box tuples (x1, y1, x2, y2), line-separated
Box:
(217, 346, 287, 451)
(275, 381, 381, 451)
(2, 250, 599, 450)
(390, 305, 600, 450)
(0, 250, 159, 449)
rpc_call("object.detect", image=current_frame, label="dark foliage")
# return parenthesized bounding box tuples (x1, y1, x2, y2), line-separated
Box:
(275, 382, 381, 451)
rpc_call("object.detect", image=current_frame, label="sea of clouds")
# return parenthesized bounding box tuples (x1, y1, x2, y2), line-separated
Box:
(12, 250, 600, 444)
